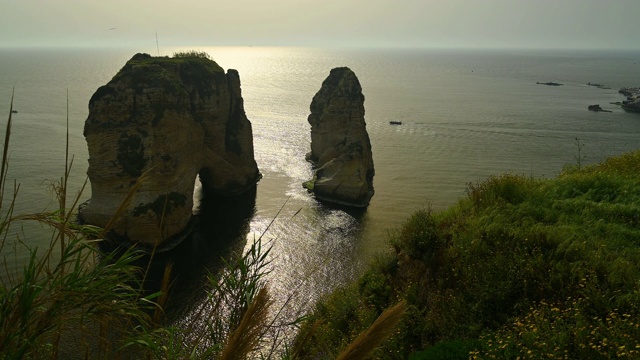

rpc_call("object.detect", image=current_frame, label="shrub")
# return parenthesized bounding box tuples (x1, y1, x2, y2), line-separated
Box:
(173, 50, 212, 59)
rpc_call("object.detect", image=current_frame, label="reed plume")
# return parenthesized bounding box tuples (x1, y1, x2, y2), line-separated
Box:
(219, 286, 272, 360)
(336, 301, 407, 360)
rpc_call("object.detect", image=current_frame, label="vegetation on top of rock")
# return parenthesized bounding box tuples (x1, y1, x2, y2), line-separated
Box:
(89, 51, 225, 111)
(101, 52, 225, 100)
(124, 51, 220, 70)
(295, 150, 640, 359)
(173, 50, 212, 60)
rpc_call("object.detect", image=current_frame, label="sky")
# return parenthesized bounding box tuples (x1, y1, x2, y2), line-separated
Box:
(0, 0, 638, 49)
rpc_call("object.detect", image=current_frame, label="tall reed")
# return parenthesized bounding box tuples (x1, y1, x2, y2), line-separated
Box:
(336, 301, 407, 360)
(0, 92, 156, 359)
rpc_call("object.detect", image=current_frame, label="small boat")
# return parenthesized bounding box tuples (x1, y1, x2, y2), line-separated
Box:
(389, 121, 402, 125)
(11, 110, 17, 114)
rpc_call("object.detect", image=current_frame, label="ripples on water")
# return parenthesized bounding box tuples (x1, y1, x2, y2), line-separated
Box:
(1, 47, 640, 333)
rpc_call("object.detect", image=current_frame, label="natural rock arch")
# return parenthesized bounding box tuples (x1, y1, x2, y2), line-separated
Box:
(79, 53, 260, 247)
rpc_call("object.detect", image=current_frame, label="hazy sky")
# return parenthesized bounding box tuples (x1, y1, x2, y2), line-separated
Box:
(1, 0, 638, 49)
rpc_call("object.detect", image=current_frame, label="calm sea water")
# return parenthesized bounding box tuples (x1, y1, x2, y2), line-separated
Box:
(1, 47, 640, 323)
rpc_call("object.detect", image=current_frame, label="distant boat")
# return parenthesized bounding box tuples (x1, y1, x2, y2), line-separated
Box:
(389, 121, 402, 125)
(11, 110, 17, 114)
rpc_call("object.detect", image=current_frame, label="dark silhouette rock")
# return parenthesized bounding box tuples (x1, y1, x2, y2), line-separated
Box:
(588, 104, 611, 112)
(619, 87, 640, 97)
(536, 81, 563, 86)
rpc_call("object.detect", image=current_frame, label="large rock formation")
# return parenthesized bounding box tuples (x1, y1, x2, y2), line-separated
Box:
(303, 67, 374, 207)
(80, 53, 260, 247)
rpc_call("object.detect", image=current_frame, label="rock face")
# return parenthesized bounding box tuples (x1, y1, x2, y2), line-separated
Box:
(80, 53, 260, 247)
(304, 67, 374, 207)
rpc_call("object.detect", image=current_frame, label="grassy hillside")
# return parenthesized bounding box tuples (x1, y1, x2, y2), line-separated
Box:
(294, 151, 640, 359)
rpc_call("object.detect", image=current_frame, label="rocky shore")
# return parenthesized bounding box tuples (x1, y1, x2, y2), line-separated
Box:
(619, 87, 640, 112)
(587, 82, 611, 90)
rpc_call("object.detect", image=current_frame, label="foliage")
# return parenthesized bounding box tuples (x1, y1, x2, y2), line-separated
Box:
(472, 294, 640, 359)
(0, 90, 156, 358)
(173, 50, 212, 60)
(294, 150, 640, 359)
(410, 339, 479, 360)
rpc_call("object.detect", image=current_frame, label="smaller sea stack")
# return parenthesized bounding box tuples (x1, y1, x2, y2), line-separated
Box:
(304, 67, 375, 207)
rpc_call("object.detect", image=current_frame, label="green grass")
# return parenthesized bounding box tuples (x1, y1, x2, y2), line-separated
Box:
(294, 151, 640, 359)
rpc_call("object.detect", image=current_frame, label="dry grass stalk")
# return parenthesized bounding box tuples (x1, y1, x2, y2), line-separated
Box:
(153, 261, 173, 325)
(336, 301, 407, 360)
(219, 286, 272, 360)
(0, 87, 14, 201)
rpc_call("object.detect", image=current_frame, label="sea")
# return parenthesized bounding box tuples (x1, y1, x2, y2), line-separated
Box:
(1, 46, 640, 331)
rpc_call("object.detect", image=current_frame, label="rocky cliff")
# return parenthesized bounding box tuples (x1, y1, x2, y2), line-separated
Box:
(80, 53, 260, 247)
(304, 67, 375, 207)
